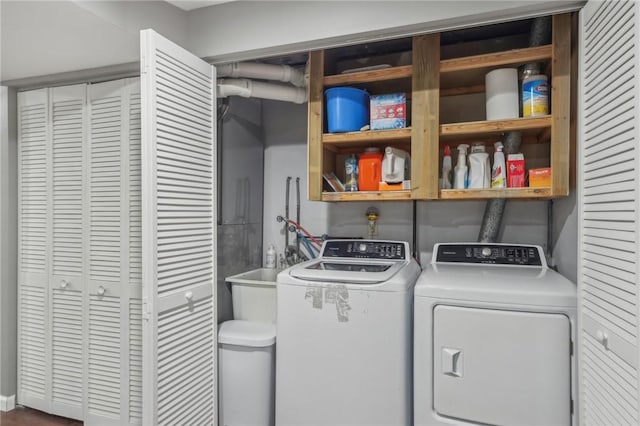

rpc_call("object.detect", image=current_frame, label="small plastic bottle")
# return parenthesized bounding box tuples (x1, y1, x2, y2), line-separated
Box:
(345, 154, 359, 191)
(265, 244, 276, 269)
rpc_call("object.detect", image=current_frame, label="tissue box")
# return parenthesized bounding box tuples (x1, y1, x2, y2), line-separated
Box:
(529, 168, 551, 187)
(370, 93, 406, 130)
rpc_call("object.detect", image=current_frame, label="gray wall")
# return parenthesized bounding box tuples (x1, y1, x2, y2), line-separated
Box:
(217, 97, 264, 322)
(1, 0, 188, 84)
(262, 101, 578, 280)
(0, 86, 17, 399)
(2, 1, 584, 85)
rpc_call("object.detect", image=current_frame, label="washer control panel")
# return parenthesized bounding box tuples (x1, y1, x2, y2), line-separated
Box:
(435, 244, 543, 266)
(322, 240, 406, 260)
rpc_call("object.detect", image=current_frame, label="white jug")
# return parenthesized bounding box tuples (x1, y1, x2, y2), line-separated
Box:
(382, 147, 410, 183)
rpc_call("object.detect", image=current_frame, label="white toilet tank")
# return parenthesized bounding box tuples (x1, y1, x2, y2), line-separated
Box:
(226, 268, 278, 323)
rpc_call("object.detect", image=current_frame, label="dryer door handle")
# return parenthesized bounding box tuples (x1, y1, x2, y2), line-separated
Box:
(442, 347, 463, 378)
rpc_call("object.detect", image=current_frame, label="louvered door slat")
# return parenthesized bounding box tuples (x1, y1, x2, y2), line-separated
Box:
(141, 29, 216, 426)
(579, 1, 640, 424)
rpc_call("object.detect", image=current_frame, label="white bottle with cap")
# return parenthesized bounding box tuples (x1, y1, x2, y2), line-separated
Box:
(265, 244, 276, 269)
(468, 143, 490, 189)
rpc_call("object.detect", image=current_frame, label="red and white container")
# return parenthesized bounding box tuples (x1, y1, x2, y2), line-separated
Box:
(507, 153, 526, 188)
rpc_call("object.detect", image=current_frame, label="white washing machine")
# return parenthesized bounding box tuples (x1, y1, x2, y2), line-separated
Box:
(414, 243, 577, 426)
(276, 239, 421, 426)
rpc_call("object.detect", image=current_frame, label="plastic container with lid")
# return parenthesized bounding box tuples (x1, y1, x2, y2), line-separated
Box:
(219, 320, 276, 426)
(468, 143, 490, 189)
(358, 147, 383, 191)
(522, 65, 549, 117)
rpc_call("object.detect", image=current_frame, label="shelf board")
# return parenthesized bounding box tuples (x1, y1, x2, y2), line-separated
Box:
(324, 65, 412, 86)
(441, 45, 552, 73)
(440, 116, 552, 143)
(323, 128, 412, 148)
(322, 190, 412, 202)
(440, 44, 552, 91)
(439, 187, 552, 200)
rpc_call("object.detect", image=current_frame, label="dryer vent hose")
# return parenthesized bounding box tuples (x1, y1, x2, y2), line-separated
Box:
(478, 16, 550, 243)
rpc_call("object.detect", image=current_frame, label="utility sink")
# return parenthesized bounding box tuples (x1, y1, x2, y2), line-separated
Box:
(225, 268, 281, 287)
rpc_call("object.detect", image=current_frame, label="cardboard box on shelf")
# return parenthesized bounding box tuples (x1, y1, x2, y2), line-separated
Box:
(529, 167, 551, 187)
(370, 93, 406, 130)
(507, 153, 525, 188)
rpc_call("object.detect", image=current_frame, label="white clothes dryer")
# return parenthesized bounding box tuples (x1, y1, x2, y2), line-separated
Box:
(276, 240, 420, 426)
(414, 243, 577, 426)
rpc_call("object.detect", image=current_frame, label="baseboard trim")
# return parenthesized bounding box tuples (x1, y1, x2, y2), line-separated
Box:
(0, 394, 16, 412)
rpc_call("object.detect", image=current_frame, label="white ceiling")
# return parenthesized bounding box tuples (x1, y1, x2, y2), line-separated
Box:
(165, 0, 233, 11)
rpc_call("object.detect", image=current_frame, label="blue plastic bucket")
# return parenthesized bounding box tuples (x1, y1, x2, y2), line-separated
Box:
(325, 87, 369, 133)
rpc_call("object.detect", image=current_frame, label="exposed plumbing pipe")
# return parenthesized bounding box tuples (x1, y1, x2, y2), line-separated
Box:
(217, 78, 307, 104)
(217, 62, 307, 88)
(296, 177, 301, 259)
(477, 16, 550, 243)
(285, 176, 291, 253)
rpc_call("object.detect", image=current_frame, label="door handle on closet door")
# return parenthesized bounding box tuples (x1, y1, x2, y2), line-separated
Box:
(442, 347, 463, 378)
(596, 330, 609, 349)
(60, 280, 69, 289)
(97, 286, 106, 296)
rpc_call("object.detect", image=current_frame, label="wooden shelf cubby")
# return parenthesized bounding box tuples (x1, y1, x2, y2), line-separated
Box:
(307, 13, 572, 202)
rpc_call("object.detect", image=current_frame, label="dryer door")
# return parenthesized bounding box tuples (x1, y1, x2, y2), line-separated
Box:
(433, 306, 571, 426)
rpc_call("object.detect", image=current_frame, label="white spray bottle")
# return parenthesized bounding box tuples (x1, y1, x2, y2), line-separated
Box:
(441, 145, 453, 189)
(454, 144, 469, 189)
(491, 141, 506, 188)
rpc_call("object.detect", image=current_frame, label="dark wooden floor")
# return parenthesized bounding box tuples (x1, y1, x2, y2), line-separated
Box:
(0, 406, 82, 426)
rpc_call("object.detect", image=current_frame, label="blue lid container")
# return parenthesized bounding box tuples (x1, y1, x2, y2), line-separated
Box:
(325, 87, 369, 133)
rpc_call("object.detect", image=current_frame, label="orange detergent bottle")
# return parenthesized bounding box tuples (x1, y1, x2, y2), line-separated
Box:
(358, 148, 383, 191)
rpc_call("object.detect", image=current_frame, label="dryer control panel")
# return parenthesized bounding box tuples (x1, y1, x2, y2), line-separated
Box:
(435, 244, 543, 266)
(322, 240, 407, 260)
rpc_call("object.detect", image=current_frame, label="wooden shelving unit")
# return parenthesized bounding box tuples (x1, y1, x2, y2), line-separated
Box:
(307, 13, 572, 202)
(440, 187, 552, 200)
(322, 190, 413, 202)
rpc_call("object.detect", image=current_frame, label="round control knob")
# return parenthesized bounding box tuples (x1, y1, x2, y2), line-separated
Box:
(481, 247, 492, 257)
(359, 243, 367, 252)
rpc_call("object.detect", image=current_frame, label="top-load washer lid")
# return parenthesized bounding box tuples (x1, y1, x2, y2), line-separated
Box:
(290, 259, 405, 284)
(286, 239, 417, 285)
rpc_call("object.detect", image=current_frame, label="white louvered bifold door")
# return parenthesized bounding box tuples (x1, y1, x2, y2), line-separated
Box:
(579, 1, 640, 424)
(127, 78, 144, 426)
(140, 29, 217, 426)
(18, 88, 51, 413)
(85, 78, 142, 426)
(50, 85, 86, 421)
